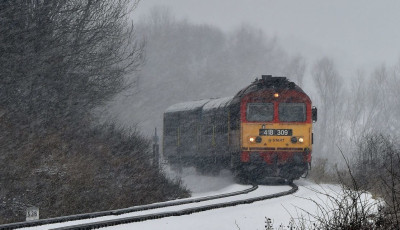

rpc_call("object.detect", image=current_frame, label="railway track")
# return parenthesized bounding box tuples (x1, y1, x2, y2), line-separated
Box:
(1, 183, 298, 230)
(0, 184, 256, 230)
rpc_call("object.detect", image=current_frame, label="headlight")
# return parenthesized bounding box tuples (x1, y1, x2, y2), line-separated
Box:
(291, 137, 297, 143)
(249, 137, 256, 143)
(298, 137, 304, 143)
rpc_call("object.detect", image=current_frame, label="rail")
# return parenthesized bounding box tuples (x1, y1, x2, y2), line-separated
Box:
(51, 183, 298, 230)
(0, 185, 257, 230)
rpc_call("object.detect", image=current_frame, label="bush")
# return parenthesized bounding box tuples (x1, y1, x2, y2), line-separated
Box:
(270, 134, 400, 229)
(0, 121, 190, 224)
(351, 134, 400, 227)
(308, 157, 339, 184)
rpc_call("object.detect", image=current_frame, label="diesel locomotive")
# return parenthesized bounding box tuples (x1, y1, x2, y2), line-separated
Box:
(163, 75, 317, 182)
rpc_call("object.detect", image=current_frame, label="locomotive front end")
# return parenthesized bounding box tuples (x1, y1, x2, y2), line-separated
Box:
(239, 76, 316, 181)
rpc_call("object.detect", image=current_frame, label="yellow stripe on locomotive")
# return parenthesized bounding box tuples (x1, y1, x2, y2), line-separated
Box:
(241, 123, 312, 151)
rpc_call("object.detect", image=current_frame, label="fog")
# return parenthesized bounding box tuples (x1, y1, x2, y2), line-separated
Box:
(134, 0, 400, 76)
(107, 6, 297, 135)
(3, 1, 399, 225)
(106, 2, 400, 165)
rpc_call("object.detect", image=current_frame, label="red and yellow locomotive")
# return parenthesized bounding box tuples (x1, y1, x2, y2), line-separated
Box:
(163, 75, 317, 182)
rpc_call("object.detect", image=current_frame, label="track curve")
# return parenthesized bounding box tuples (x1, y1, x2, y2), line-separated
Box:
(0, 185, 257, 230)
(50, 183, 298, 230)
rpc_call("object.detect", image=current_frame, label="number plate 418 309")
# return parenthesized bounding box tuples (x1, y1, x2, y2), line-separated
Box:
(259, 129, 292, 136)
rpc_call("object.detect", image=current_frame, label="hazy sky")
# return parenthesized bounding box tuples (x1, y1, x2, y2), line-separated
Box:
(134, 0, 400, 76)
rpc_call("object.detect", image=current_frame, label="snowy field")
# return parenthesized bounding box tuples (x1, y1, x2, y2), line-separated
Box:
(18, 166, 380, 230)
(106, 181, 326, 230)
(22, 167, 372, 230)
(103, 169, 341, 230)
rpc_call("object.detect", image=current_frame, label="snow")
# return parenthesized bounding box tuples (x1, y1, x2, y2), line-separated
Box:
(104, 179, 341, 230)
(21, 167, 379, 230)
(165, 99, 211, 113)
(202, 96, 234, 111)
(177, 168, 239, 196)
(164, 96, 234, 114)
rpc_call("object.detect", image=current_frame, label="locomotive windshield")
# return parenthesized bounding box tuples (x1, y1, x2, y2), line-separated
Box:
(246, 103, 274, 121)
(278, 103, 306, 122)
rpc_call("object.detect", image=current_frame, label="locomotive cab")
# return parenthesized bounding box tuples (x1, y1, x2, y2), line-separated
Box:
(238, 76, 314, 181)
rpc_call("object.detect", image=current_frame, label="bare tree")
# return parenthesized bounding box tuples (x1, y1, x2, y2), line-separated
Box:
(114, 11, 293, 135)
(344, 70, 369, 145)
(0, 0, 170, 224)
(0, 0, 144, 132)
(284, 55, 306, 87)
(312, 57, 344, 162)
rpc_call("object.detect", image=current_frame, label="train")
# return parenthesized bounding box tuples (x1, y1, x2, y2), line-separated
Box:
(163, 75, 317, 182)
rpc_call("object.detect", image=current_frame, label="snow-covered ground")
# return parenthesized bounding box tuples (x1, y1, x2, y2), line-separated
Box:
(105, 183, 320, 230)
(22, 168, 377, 230)
(104, 168, 378, 230)
(103, 169, 340, 230)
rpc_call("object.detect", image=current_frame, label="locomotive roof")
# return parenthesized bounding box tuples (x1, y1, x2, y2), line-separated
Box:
(165, 96, 234, 114)
(165, 75, 306, 114)
(235, 75, 305, 98)
(165, 98, 211, 113)
(202, 96, 234, 111)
